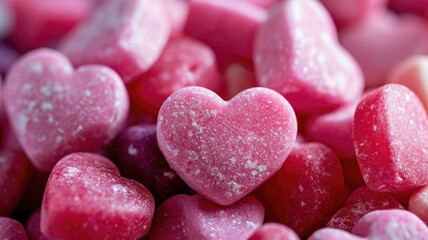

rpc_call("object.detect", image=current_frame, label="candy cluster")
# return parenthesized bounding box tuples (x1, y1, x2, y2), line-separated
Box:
(1, 0, 428, 239)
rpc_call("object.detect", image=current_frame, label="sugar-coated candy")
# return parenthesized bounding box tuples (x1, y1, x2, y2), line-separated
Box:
(111, 124, 187, 203)
(409, 185, 428, 225)
(327, 187, 403, 232)
(255, 142, 345, 238)
(0, 217, 28, 240)
(165, 0, 189, 39)
(128, 37, 223, 115)
(247, 223, 300, 240)
(59, 0, 171, 82)
(310, 210, 428, 240)
(157, 86, 297, 205)
(184, 0, 266, 64)
(305, 101, 358, 160)
(0, 150, 31, 216)
(319, 0, 386, 29)
(147, 194, 264, 240)
(8, 0, 91, 50)
(41, 153, 155, 240)
(254, 0, 363, 114)
(340, 10, 428, 88)
(4, 48, 129, 171)
(354, 84, 428, 192)
(387, 56, 428, 111)
(26, 209, 49, 240)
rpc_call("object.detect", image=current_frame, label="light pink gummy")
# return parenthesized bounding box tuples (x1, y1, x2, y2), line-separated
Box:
(147, 194, 264, 240)
(41, 153, 155, 240)
(157, 86, 297, 206)
(4, 49, 129, 171)
(254, 0, 363, 114)
(353, 84, 428, 192)
(247, 223, 300, 240)
(59, 0, 171, 82)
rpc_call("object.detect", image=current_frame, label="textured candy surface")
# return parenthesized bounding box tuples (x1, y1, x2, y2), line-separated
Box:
(0, 217, 28, 240)
(256, 142, 345, 237)
(4, 49, 129, 171)
(157, 86, 297, 205)
(128, 37, 222, 115)
(147, 194, 264, 240)
(254, 0, 363, 113)
(247, 223, 300, 240)
(327, 187, 403, 232)
(59, 0, 170, 82)
(185, 0, 266, 63)
(112, 124, 187, 202)
(340, 10, 428, 88)
(354, 84, 428, 192)
(0, 150, 30, 216)
(41, 153, 155, 240)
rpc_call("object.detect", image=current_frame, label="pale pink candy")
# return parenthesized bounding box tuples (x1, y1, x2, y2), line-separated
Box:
(165, 0, 189, 38)
(59, 0, 171, 82)
(147, 194, 264, 240)
(4, 49, 129, 171)
(254, 0, 363, 114)
(157, 86, 297, 205)
(340, 10, 428, 88)
(184, 0, 266, 63)
(247, 223, 300, 240)
(243, 0, 277, 9)
(306, 101, 358, 160)
(319, 0, 387, 29)
(387, 56, 428, 111)
(310, 210, 428, 240)
(354, 84, 428, 192)
(409, 185, 428, 225)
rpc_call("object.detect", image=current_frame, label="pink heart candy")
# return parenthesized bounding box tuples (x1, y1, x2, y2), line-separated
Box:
(157, 86, 297, 205)
(354, 83, 428, 192)
(59, 0, 171, 82)
(147, 194, 264, 240)
(41, 153, 155, 240)
(310, 210, 428, 240)
(4, 49, 129, 171)
(254, 0, 363, 114)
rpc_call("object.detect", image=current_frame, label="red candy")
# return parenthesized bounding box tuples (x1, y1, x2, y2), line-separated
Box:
(4, 49, 129, 171)
(254, 0, 363, 114)
(41, 153, 155, 240)
(354, 84, 428, 192)
(147, 194, 264, 240)
(0, 217, 27, 240)
(256, 142, 345, 237)
(157, 86, 297, 205)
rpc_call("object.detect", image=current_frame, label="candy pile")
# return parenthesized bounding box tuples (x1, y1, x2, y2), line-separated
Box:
(2, 0, 428, 239)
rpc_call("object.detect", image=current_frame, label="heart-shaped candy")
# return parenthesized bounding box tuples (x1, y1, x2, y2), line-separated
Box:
(309, 210, 428, 240)
(157, 86, 297, 205)
(254, 0, 363, 114)
(353, 84, 428, 192)
(41, 153, 155, 240)
(4, 48, 129, 171)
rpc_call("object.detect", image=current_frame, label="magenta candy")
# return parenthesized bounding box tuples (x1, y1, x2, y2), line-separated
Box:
(184, 0, 266, 63)
(340, 10, 428, 88)
(306, 101, 358, 160)
(354, 84, 428, 192)
(41, 153, 155, 240)
(0, 150, 31, 216)
(254, 0, 363, 114)
(247, 223, 300, 240)
(59, 0, 171, 82)
(4, 48, 129, 171)
(157, 86, 297, 205)
(26, 209, 49, 240)
(128, 37, 223, 115)
(327, 187, 403, 232)
(112, 124, 187, 202)
(147, 194, 264, 240)
(255, 142, 345, 237)
(0, 217, 28, 240)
